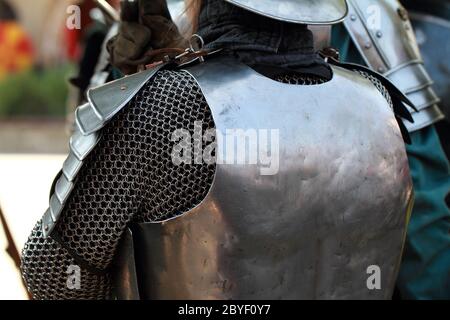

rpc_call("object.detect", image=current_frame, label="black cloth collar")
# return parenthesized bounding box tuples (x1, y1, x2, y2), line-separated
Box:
(197, 0, 331, 79)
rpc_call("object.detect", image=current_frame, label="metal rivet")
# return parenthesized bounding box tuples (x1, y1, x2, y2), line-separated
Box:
(121, 85, 127, 90)
(376, 31, 383, 38)
(350, 14, 357, 21)
(364, 42, 372, 49)
(378, 67, 385, 73)
(44, 225, 49, 231)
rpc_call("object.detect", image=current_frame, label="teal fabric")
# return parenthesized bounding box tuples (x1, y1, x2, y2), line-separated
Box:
(401, 127, 450, 299)
(331, 24, 450, 299)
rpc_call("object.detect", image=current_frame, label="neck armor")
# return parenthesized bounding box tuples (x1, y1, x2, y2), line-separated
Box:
(224, 0, 348, 25)
(110, 57, 413, 300)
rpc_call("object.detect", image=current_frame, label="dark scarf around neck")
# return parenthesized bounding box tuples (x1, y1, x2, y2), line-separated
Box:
(196, 0, 331, 79)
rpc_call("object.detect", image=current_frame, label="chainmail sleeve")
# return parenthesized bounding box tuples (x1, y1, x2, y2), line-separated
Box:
(21, 221, 110, 299)
(20, 69, 216, 300)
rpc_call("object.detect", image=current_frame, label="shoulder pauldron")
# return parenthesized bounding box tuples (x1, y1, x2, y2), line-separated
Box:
(344, 0, 444, 131)
(41, 65, 164, 237)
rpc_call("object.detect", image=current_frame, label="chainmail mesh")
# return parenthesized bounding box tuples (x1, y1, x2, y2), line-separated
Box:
(354, 70, 394, 111)
(275, 74, 327, 85)
(21, 221, 110, 300)
(20, 66, 363, 300)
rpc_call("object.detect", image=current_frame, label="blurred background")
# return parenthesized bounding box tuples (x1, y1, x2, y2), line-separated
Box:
(0, 0, 448, 300)
(0, 0, 81, 300)
(0, 0, 185, 301)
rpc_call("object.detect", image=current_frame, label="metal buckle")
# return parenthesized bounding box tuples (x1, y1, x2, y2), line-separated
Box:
(144, 34, 210, 70)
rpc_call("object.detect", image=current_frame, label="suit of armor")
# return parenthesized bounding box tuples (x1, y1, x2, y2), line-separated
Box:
(21, 0, 414, 299)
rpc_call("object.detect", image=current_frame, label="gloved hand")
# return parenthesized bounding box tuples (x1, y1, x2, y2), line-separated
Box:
(107, 0, 187, 74)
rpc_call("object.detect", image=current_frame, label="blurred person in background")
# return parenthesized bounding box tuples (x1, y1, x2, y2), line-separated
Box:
(68, 0, 120, 110)
(0, 0, 16, 20)
(107, 0, 187, 75)
(0, 0, 34, 80)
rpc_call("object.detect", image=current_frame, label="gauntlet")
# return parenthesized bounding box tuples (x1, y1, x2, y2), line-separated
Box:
(107, 0, 187, 74)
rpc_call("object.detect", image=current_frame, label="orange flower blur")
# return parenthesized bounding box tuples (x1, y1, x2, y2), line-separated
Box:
(0, 21, 34, 80)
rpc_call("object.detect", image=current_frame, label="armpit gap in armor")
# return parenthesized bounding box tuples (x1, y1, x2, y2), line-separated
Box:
(274, 74, 327, 85)
(352, 69, 411, 143)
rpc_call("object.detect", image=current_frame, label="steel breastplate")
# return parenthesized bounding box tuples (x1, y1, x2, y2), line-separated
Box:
(112, 58, 413, 300)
